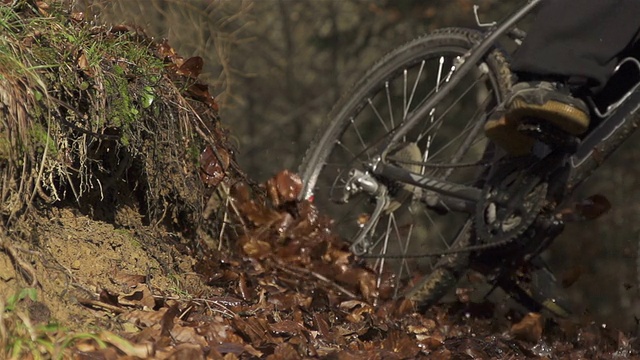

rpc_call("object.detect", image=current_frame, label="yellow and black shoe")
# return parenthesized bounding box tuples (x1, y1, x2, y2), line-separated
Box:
(485, 81, 590, 156)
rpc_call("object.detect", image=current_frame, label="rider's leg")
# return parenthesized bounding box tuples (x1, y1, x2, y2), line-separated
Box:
(512, 0, 640, 92)
(485, 0, 640, 155)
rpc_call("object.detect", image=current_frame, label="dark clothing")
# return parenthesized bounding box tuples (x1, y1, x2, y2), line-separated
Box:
(512, 0, 640, 94)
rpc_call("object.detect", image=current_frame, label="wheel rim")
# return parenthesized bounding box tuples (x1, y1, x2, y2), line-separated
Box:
(306, 49, 504, 299)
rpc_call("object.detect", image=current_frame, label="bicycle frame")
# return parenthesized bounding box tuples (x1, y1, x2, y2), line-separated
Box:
(348, 0, 542, 216)
(361, 0, 640, 213)
(320, 0, 640, 313)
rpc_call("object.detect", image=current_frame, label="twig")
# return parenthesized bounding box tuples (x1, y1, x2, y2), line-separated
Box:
(151, 294, 238, 319)
(77, 298, 125, 314)
(272, 260, 358, 299)
(219, 190, 230, 251)
(224, 183, 248, 233)
(0, 235, 38, 288)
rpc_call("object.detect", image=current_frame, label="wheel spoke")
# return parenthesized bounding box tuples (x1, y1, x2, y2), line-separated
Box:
(385, 82, 395, 129)
(349, 117, 369, 157)
(300, 31, 509, 308)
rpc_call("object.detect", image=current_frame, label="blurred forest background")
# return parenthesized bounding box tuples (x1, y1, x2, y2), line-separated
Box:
(76, 0, 640, 331)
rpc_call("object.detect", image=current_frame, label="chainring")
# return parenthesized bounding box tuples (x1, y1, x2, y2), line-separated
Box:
(475, 157, 548, 246)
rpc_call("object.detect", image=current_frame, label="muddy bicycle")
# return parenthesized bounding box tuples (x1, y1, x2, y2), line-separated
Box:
(297, 0, 640, 315)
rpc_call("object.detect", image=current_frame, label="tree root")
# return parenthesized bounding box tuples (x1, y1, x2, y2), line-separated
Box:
(0, 233, 38, 288)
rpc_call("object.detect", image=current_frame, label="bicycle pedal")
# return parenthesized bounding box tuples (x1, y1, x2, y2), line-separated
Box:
(517, 117, 580, 151)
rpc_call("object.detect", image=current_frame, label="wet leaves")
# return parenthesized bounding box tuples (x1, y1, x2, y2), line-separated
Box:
(511, 312, 543, 343)
(557, 194, 612, 222)
(156, 40, 219, 110)
(70, 171, 640, 359)
(176, 56, 204, 79)
(199, 144, 230, 187)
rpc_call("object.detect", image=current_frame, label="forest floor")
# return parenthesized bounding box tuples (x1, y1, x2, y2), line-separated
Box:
(3, 170, 640, 359)
(2, 1, 640, 359)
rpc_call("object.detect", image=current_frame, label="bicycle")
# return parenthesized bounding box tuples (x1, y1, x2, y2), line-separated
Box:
(297, 0, 640, 315)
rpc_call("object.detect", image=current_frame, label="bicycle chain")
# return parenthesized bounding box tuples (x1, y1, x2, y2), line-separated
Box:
(474, 157, 548, 246)
(360, 157, 550, 260)
(387, 152, 548, 249)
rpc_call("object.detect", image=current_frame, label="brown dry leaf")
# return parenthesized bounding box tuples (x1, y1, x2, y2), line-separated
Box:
(160, 302, 180, 337)
(232, 317, 276, 347)
(36, 1, 49, 15)
(511, 312, 543, 342)
(111, 271, 147, 288)
(157, 39, 179, 61)
(407, 321, 436, 335)
(187, 83, 219, 110)
(77, 51, 89, 71)
(199, 145, 230, 187)
(177, 56, 204, 78)
(313, 313, 332, 340)
(242, 238, 272, 259)
(122, 308, 167, 328)
(171, 325, 209, 348)
(213, 342, 243, 356)
(266, 170, 302, 207)
(99, 288, 120, 307)
(100, 330, 155, 358)
(339, 300, 374, 323)
(416, 333, 445, 351)
(70, 11, 84, 22)
(120, 284, 155, 309)
(557, 194, 611, 222)
(266, 343, 300, 360)
(269, 319, 305, 336)
(357, 270, 378, 301)
(163, 343, 204, 360)
(382, 331, 421, 359)
(325, 247, 352, 266)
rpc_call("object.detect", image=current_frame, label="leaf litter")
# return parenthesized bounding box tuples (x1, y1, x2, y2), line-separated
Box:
(59, 170, 640, 359)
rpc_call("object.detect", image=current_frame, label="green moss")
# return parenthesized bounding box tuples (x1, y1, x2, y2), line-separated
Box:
(0, 136, 10, 160)
(28, 123, 57, 156)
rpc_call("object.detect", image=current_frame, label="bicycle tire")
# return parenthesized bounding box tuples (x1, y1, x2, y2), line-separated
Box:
(299, 27, 512, 309)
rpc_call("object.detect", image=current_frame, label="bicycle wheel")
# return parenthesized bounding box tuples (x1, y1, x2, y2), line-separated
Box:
(299, 28, 512, 308)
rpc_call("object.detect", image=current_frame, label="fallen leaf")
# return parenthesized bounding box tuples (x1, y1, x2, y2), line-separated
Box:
(120, 284, 155, 309)
(242, 238, 272, 259)
(111, 271, 147, 288)
(177, 56, 204, 78)
(511, 312, 543, 342)
(266, 170, 302, 207)
(70, 11, 84, 22)
(199, 145, 230, 187)
(557, 194, 611, 222)
(269, 320, 304, 336)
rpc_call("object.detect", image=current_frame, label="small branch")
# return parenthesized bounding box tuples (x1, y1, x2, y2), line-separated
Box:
(0, 235, 38, 288)
(77, 298, 126, 314)
(272, 260, 358, 299)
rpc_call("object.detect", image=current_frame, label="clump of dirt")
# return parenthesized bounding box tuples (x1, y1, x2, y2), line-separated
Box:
(0, 0, 243, 356)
